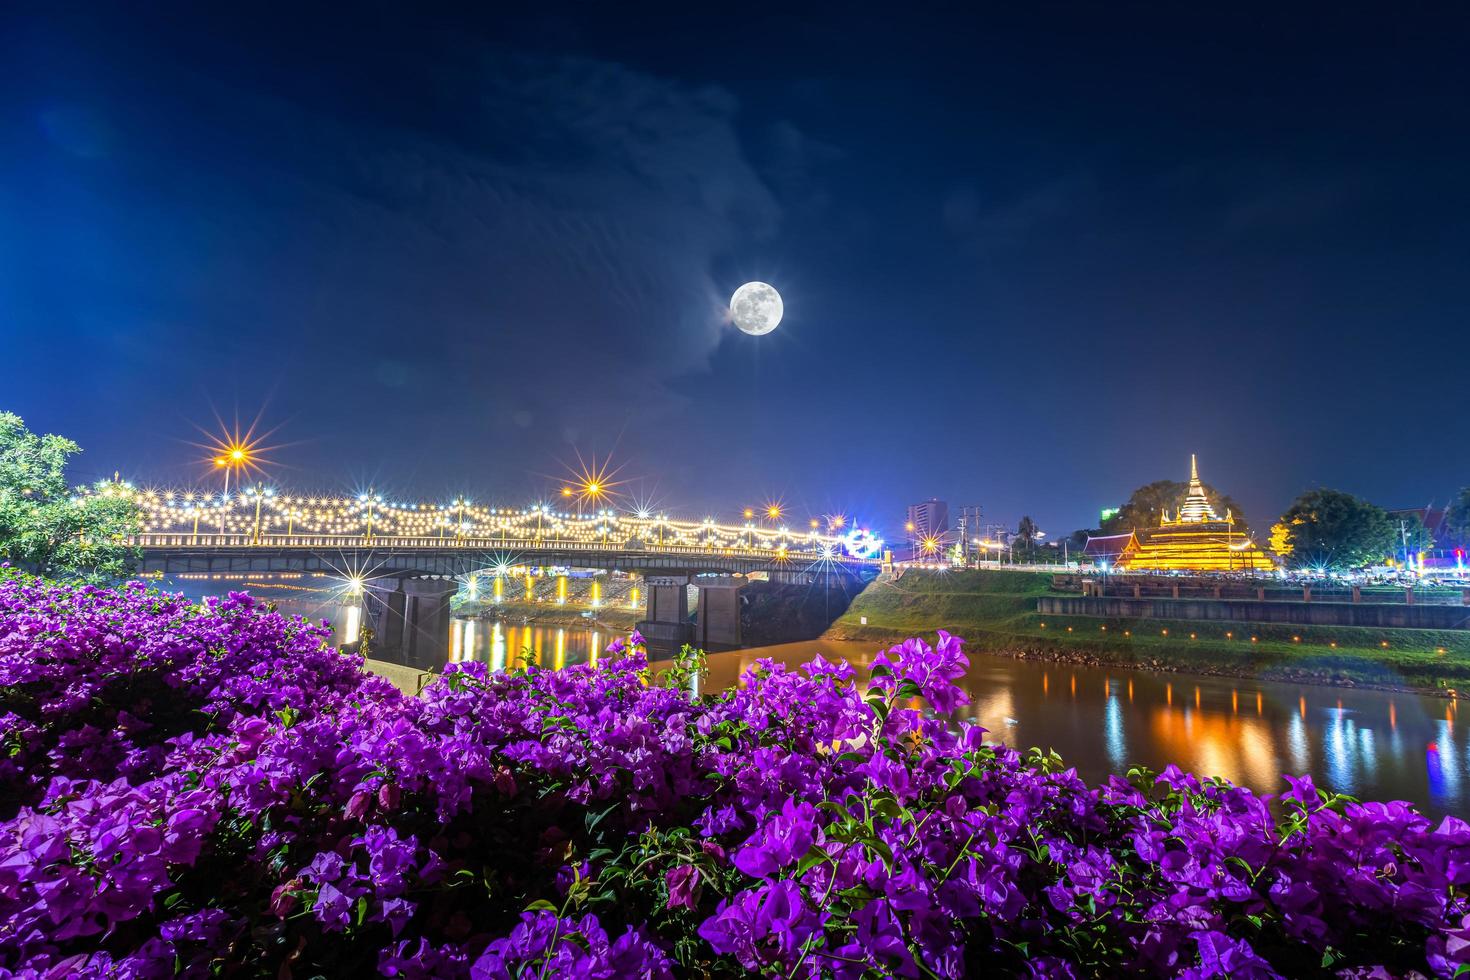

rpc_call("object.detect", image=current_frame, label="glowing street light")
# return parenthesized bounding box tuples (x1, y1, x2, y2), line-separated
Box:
(244, 485, 275, 543)
(212, 443, 252, 503)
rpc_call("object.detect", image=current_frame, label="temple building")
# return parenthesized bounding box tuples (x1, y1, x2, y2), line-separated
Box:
(1097, 456, 1275, 572)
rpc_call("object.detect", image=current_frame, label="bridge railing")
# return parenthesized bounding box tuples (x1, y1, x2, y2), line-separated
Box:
(129, 533, 881, 565)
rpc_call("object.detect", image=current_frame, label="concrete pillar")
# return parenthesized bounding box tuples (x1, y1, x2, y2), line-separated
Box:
(694, 576, 745, 651)
(1213, 585, 1222, 599)
(636, 575, 692, 656)
(1257, 587, 1266, 601)
(1133, 584, 1142, 599)
(1171, 584, 1180, 599)
(367, 577, 456, 669)
(1463, 589, 1470, 607)
(1352, 585, 1362, 604)
(366, 581, 405, 658)
(1405, 588, 1416, 606)
(1303, 585, 1311, 603)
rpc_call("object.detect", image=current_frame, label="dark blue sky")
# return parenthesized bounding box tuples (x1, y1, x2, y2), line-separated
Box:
(3, 4, 1466, 537)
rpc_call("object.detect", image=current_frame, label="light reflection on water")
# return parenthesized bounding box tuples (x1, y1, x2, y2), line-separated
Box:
(448, 620, 608, 675)
(443, 623, 1470, 818)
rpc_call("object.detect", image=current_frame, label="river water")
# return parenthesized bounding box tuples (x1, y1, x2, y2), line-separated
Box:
(441, 621, 1470, 817)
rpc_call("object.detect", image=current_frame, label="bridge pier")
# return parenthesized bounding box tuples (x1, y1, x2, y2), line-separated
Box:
(636, 575, 693, 657)
(636, 574, 749, 656)
(367, 576, 458, 669)
(694, 575, 744, 651)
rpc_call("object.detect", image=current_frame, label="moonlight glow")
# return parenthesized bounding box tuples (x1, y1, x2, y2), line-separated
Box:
(730, 281, 783, 335)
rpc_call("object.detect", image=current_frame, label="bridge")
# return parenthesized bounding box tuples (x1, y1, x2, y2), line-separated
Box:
(118, 486, 884, 663)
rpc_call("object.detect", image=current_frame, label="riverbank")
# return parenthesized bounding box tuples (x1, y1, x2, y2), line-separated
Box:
(458, 603, 641, 632)
(826, 570, 1470, 696)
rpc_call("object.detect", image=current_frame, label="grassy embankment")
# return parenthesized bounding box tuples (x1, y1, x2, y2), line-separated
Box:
(826, 570, 1470, 694)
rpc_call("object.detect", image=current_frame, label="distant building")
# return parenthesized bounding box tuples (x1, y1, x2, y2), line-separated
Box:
(1081, 532, 1135, 566)
(906, 499, 949, 539)
(1389, 505, 1466, 570)
(1088, 456, 1274, 572)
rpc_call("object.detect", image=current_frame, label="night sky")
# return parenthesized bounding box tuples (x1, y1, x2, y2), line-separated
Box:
(3, 4, 1467, 538)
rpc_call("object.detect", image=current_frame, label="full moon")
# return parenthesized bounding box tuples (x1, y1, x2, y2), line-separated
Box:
(729, 281, 783, 336)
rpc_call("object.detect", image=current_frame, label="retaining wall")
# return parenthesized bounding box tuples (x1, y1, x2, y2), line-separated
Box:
(1036, 595, 1470, 630)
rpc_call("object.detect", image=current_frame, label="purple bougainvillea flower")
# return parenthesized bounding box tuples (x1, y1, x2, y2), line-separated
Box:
(665, 864, 701, 910)
(3, 571, 1470, 979)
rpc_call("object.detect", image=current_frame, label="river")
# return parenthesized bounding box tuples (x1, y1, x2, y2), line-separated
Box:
(442, 622, 1470, 818)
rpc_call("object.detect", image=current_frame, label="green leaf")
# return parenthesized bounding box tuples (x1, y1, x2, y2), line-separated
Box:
(861, 835, 895, 868)
(796, 844, 830, 875)
(870, 794, 903, 820)
(585, 803, 619, 834)
(524, 899, 558, 912)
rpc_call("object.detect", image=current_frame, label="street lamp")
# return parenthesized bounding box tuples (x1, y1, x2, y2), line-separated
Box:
(359, 492, 381, 541)
(245, 485, 273, 544)
(213, 445, 250, 497)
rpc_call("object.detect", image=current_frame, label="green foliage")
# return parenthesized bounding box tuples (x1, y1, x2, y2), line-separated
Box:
(656, 644, 708, 692)
(1101, 479, 1248, 534)
(1446, 488, 1470, 546)
(1394, 512, 1436, 559)
(1277, 488, 1396, 571)
(1016, 515, 1038, 546)
(0, 412, 141, 581)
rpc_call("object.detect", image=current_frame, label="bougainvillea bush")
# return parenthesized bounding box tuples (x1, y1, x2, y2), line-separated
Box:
(3, 571, 1470, 977)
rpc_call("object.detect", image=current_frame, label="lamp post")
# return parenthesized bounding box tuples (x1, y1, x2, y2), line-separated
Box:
(359, 492, 380, 541)
(247, 486, 265, 544)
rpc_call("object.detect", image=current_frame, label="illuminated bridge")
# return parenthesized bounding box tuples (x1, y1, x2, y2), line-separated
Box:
(115, 486, 884, 662)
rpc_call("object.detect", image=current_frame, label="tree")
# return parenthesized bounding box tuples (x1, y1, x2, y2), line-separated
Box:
(0, 412, 142, 581)
(1268, 520, 1293, 560)
(1446, 488, 1470, 548)
(1101, 479, 1249, 535)
(1276, 488, 1396, 571)
(1394, 512, 1436, 562)
(1016, 516, 1039, 547)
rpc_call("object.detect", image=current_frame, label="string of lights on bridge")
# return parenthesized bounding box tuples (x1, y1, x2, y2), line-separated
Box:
(86, 481, 886, 561)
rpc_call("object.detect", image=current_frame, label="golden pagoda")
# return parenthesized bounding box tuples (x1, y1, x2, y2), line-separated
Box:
(1116, 456, 1275, 572)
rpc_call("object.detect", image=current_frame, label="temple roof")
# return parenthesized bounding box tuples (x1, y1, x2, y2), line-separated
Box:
(1083, 533, 1136, 558)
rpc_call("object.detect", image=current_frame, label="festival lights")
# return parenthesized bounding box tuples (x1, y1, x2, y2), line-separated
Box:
(111, 484, 880, 561)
